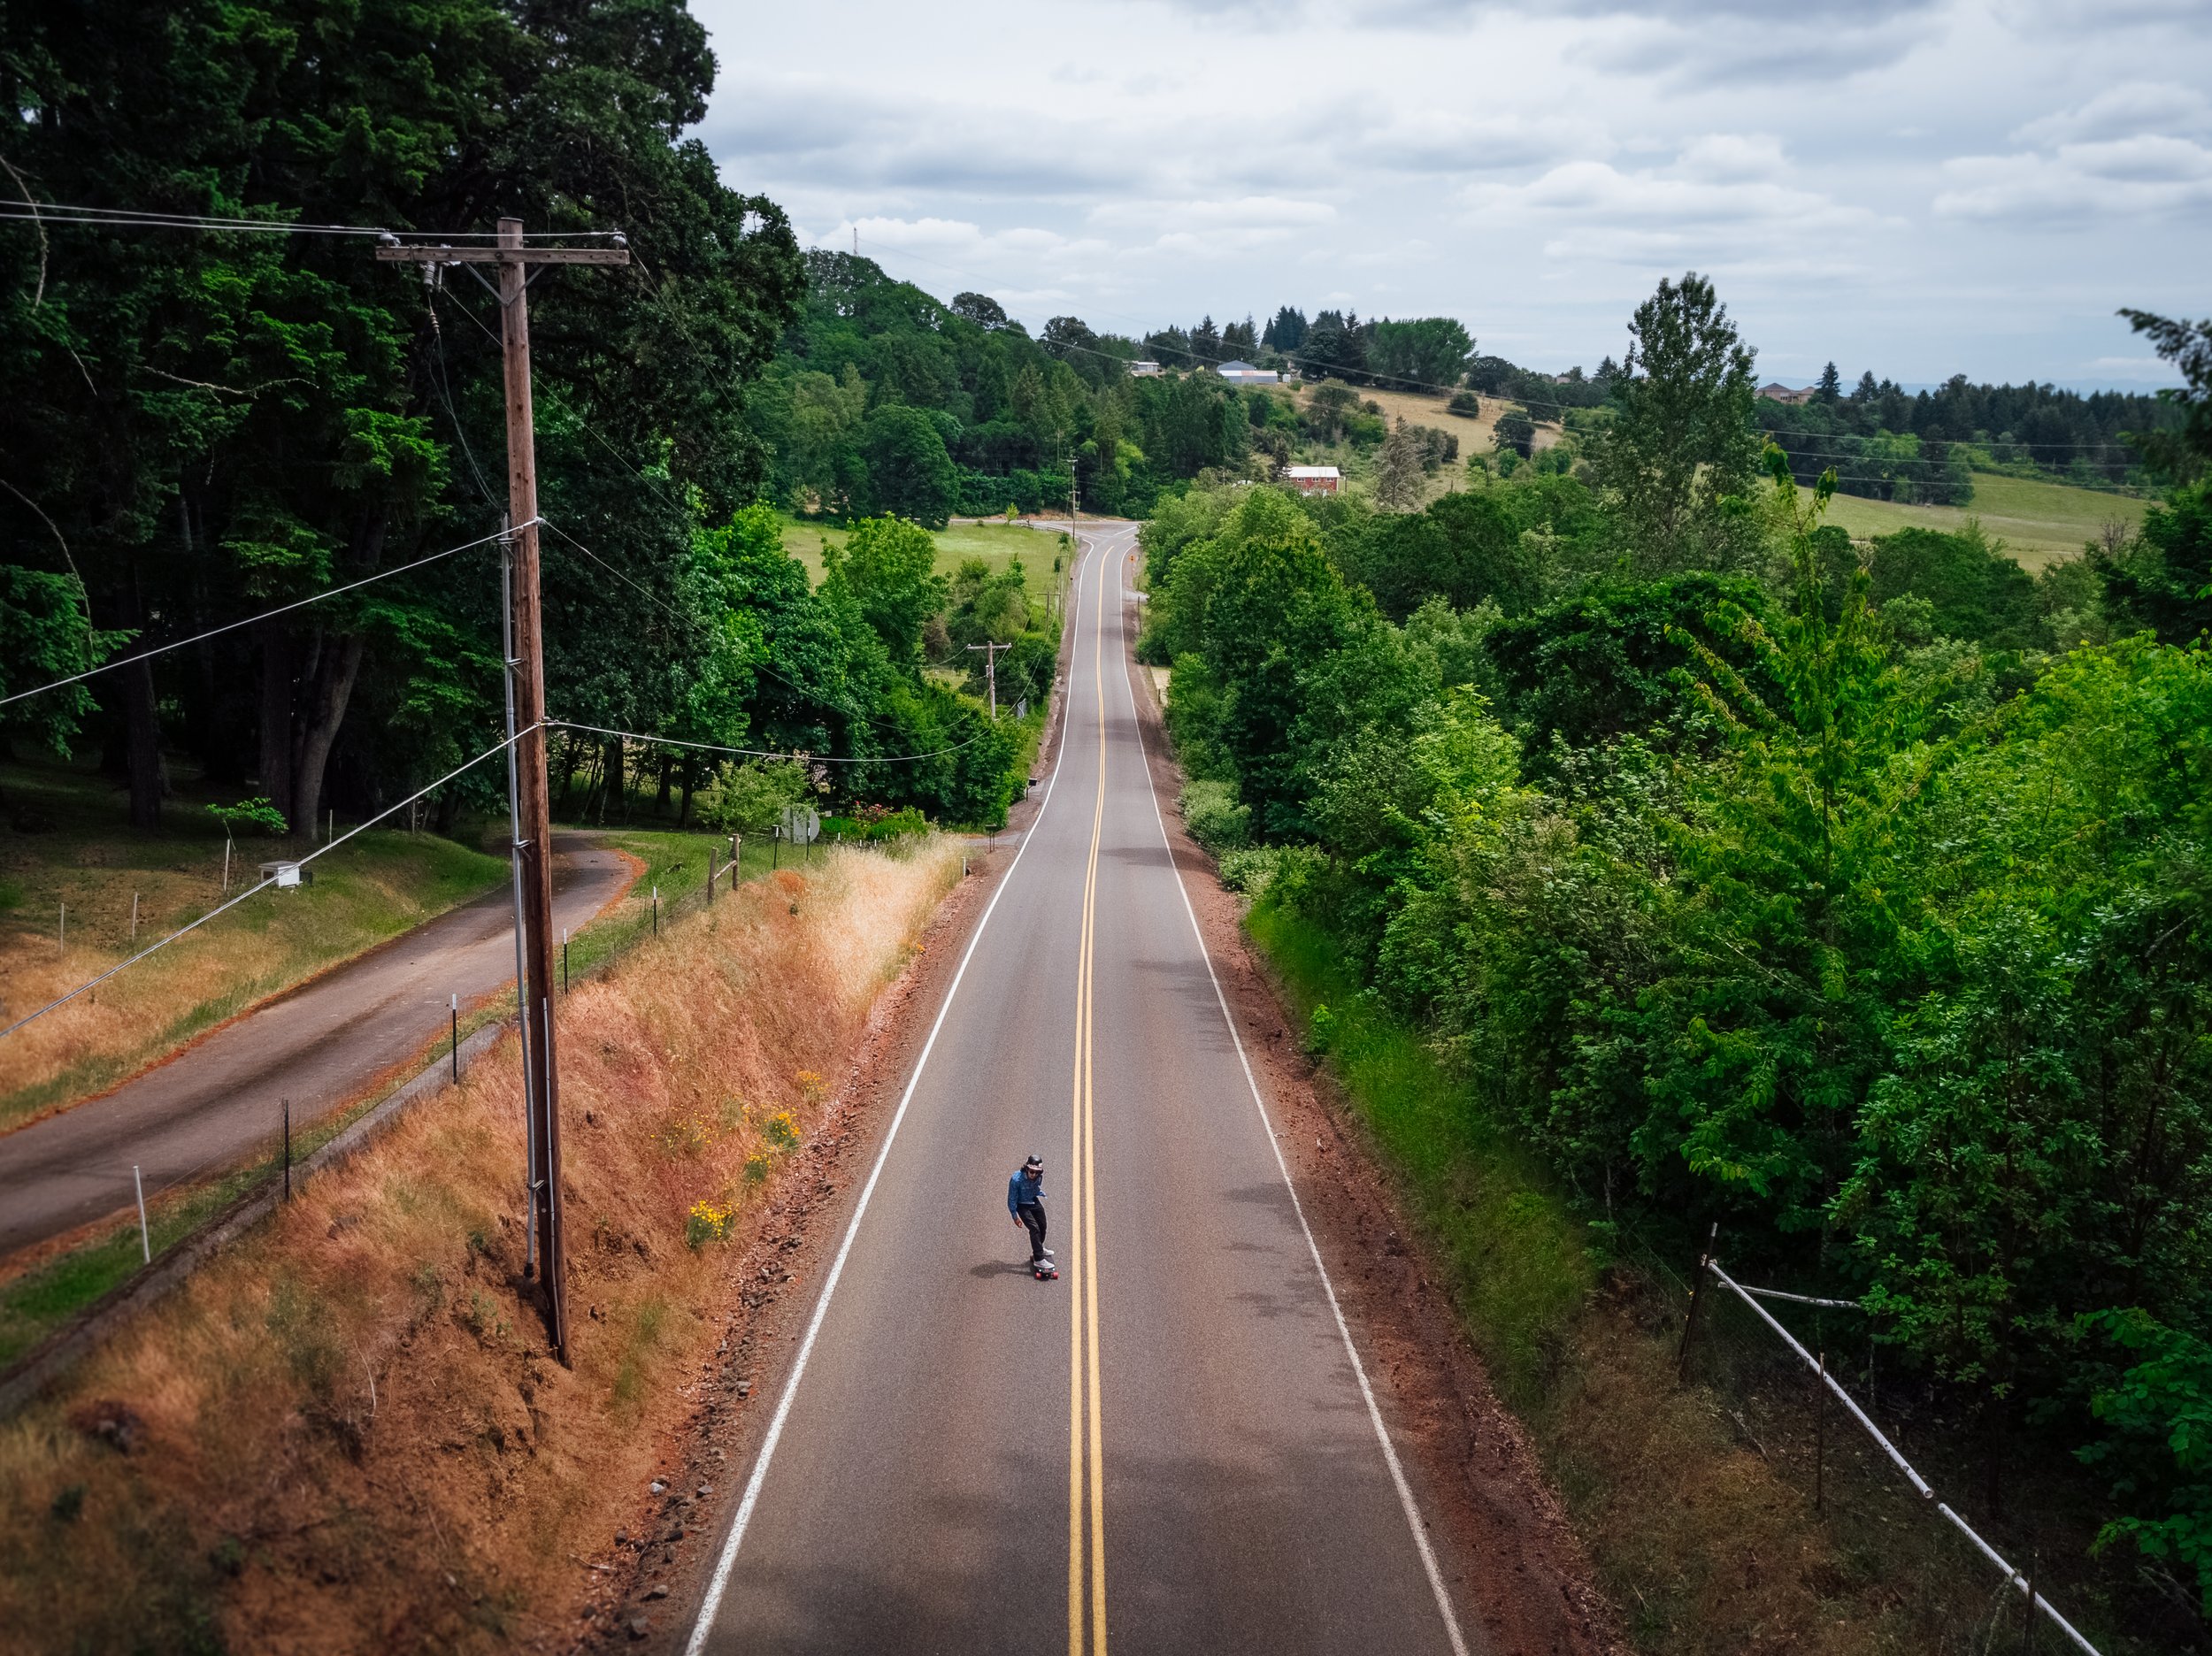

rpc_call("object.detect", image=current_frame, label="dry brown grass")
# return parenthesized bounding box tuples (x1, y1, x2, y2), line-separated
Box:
(0, 775, 505, 1132)
(0, 838, 959, 1654)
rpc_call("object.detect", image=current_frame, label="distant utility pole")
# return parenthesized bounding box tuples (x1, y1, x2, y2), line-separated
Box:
(377, 218, 627, 1364)
(967, 640, 1012, 717)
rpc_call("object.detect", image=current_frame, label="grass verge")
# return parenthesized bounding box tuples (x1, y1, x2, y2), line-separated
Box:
(1242, 894, 2175, 1655)
(0, 838, 962, 1653)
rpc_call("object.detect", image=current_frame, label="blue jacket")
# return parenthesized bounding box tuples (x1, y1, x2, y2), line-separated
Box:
(1008, 1169, 1045, 1215)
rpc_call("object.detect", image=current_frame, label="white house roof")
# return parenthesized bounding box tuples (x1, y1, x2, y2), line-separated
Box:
(1283, 465, 1341, 479)
(1217, 359, 1258, 372)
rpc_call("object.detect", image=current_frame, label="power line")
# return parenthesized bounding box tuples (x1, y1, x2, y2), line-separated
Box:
(0, 523, 528, 709)
(535, 517, 954, 745)
(548, 717, 994, 766)
(0, 725, 535, 1042)
(426, 290, 503, 510)
(0, 200, 622, 241)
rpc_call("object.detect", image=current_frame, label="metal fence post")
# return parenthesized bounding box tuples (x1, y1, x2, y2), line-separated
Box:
(1815, 1348, 1827, 1515)
(133, 1164, 150, 1263)
(1677, 1221, 1718, 1380)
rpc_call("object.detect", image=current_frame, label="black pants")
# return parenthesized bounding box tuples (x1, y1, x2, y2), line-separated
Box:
(1018, 1203, 1048, 1263)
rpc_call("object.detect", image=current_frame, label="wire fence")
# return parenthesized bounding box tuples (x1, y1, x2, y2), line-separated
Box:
(1678, 1237, 2107, 1655)
(0, 823, 859, 1409)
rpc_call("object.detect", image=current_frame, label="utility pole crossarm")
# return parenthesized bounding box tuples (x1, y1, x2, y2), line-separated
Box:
(375, 244, 630, 265)
(966, 640, 1012, 718)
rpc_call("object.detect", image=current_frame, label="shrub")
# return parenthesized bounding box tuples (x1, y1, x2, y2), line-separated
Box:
(207, 796, 288, 838)
(694, 759, 810, 835)
(1179, 778, 1249, 851)
(685, 1201, 733, 1249)
(1215, 843, 1324, 897)
(1448, 389, 1481, 418)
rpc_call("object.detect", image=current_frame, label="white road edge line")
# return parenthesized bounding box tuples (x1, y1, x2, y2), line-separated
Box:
(684, 539, 1094, 1656)
(1115, 545, 1476, 1656)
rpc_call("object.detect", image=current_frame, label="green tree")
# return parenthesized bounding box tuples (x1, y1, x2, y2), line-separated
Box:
(2095, 484, 2212, 645)
(858, 405, 959, 527)
(2080, 1309, 2212, 1615)
(1331, 489, 1541, 622)
(1593, 272, 1762, 574)
(1158, 489, 1362, 834)
(1867, 525, 2040, 648)
(0, 0, 803, 834)
(1368, 317, 1475, 391)
(1372, 419, 1425, 511)
(825, 515, 944, 669)
(2117, 308, 2210, 485)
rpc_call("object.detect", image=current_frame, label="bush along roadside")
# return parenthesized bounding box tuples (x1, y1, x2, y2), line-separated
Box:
(1147, 430, 2212, 1651)
(1233, 878, 2196, 1655)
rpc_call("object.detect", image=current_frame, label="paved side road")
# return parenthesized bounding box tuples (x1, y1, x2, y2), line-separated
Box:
(681, 528, 1474, 1654)
(0, 836, 631, 1259)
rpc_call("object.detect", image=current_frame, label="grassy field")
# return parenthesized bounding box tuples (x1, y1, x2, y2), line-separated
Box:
(0, 755, 508, 1135)
(1278, 380, 1566, 507)
(780, 516, 1073, 608)
(1341, 380, 1565, 456)
(1811, 471, 2147, 568)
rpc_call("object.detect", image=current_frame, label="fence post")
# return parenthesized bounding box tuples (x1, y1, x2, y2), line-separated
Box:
(131, 891, 139, 944)
(707, 850, 716, 905)
(562, 929, 569, 994)
(1815, 1347, 1827, 1515)
(2024, 1551, 2038, 1652)
(1677, 1221, 1719, 1380)
(133, 1165, 150, 1264)
(652, 886, 658, 937)
(282, 1099, 292, 1202)
(450, 993, 460, 1080)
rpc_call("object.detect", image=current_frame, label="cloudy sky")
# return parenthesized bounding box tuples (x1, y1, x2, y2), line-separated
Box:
(693, 0, 2209, 389)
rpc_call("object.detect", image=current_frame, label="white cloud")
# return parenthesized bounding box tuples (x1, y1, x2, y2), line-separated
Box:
(2012, 81, 2212, 146)
(695, 0, 2212, 381)
(1936, 137, 2212, 221)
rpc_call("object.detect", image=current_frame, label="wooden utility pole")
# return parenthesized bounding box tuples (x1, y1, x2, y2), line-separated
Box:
(966, 640, 1012, 717)
(378, 219, 627, 1362)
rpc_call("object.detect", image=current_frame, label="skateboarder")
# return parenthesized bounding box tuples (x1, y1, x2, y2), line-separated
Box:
(1008, 1155, 1055, 1277)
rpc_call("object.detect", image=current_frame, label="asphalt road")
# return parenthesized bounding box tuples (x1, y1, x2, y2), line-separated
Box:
(687, 526, 1472, 1655)
(0, 836, 631, 1258)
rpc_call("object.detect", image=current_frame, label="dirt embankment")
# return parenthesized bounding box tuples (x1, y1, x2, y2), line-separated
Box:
(0, 840, 961, 1655)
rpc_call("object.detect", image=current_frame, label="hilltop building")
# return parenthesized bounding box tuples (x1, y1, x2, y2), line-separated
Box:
(1215, 360, 1280, 385)
(1128, 360, 1163, 377)
(1758, 382, 1815, 404)
(1283, 464, 1340, 494)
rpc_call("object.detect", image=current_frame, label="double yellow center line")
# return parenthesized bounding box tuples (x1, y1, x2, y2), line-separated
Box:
(1067, 537, 1110, 1656)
